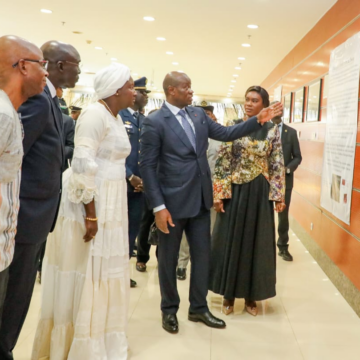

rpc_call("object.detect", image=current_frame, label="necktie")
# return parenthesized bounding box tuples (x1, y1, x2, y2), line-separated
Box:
(178, 109, 196, 151)
(133, 112, 139, 120)
(278, 123, 282, 139)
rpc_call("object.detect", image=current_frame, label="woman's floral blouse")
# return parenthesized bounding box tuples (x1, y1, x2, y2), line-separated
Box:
(213, 120, 285, 202)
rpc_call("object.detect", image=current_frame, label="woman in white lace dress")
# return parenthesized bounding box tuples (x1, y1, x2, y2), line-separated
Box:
(31, 63, 136, 360)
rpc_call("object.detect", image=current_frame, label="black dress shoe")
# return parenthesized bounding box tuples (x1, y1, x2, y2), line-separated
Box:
(188, 310, 226, 329)
(176, 268, 187, 281)
(278, 249, 293, 261)
(130, 279, 137, 288)
(162, 313, 179, 334)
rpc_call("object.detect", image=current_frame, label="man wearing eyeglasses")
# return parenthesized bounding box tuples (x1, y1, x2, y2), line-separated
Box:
(0, 34, 48, 348)
(0, 40, 81, 360)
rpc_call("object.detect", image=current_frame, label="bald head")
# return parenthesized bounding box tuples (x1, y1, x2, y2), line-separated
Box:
(40, 41, 81, 89)
(163, 72, 190, 95)
(41, 41, 79, 64)
(0, 35, 42, 87)
(163, 71, 193, 108)
(0, 35, 48, 109)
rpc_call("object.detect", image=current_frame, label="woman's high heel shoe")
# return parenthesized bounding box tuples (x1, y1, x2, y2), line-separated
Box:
(245, 300, 258, 316)
(222, 299, 234, 315)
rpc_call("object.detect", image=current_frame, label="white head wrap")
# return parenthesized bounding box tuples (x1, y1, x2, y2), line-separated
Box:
(93, 63, 131, 100)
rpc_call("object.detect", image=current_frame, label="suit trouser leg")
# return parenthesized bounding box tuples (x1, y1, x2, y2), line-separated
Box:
(186, 208, 211, 314)
(277, 189, 293, 251)
(0, 241, 43, 360)
(0, 268, 9, 330)
(37, 241, 46, 272)
(127, 192, 144, 258)
(136, 202, 154, 264)
(177, 233, 190, 269)
(158, 218, 185, 314)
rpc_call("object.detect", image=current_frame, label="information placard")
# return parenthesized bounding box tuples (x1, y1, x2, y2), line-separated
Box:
(320, 32, 360, 225)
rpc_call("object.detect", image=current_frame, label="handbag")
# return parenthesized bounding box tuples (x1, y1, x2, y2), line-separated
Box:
(147, 222, 159, 246)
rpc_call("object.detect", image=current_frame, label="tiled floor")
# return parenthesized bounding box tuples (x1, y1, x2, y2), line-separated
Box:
(14, 230, 360, 359)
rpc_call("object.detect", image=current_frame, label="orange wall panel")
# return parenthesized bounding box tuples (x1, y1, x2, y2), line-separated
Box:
(265, 0, 360, 291)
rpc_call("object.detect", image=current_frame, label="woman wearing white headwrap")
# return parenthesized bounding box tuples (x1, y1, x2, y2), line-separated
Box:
(31, 63, 136, 360)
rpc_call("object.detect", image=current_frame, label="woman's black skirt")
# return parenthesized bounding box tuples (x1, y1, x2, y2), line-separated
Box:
(209, 175, 276, 301)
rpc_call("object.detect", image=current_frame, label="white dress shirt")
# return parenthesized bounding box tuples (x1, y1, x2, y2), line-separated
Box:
(46, 78, 57, 98)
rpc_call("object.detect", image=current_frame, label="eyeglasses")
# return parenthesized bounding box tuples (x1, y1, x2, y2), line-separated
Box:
(12, 59, 49, 70)
(62, 60, 82, 69)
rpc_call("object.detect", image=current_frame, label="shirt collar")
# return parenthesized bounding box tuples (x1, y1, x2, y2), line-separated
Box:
(128, 107, 136, 115)
(165, 100, 185, 116)
(46, 78, 57, 98)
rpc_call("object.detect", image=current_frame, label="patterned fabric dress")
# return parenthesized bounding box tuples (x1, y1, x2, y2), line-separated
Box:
(209, 120, 285, 301)
(31, 102, 131, 360)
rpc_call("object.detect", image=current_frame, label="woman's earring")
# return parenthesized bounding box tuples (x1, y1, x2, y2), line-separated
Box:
(116, 93, 119, 96)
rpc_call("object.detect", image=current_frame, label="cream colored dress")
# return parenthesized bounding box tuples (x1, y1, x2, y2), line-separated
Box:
(31, 102, 131, 360)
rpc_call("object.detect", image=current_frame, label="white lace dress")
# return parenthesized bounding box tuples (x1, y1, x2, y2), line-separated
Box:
(31, 102, 131, 360)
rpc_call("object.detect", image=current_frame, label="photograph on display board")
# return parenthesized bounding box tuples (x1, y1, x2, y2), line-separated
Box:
(306, 79, 322, 122)
(293, 88, 305, 123)
(283, 93, 292, 123)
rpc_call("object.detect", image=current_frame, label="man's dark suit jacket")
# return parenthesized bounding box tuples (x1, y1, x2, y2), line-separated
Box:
(140, 103, 263, 220)
(119, 108, 144, 192)
(17, 85, 64, 244)
(62, 114, 75, 171)
(281, 123, 302, 189)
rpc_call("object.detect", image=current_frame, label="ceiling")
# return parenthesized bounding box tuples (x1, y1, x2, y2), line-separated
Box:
(0, 0, 337, 101)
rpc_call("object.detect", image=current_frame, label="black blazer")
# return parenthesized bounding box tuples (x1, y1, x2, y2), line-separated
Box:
(16, 85, 64, 244)
(140, 103, 263, 219)
(62, 114, 75, 171)
(119, 108, 144, 192)
(281, 123, 302, 189)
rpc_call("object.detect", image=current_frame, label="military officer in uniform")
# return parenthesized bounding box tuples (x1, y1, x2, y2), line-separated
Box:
(56, 87, 69, 115)
(119, 77, 150, 288)
(69, 105, 82, 122)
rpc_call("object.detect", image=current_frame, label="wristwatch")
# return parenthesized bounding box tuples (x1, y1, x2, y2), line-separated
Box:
(286, 168, 291, 174)
(128, 174, 134, 181)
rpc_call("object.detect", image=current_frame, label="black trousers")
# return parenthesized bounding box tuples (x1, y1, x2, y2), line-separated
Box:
(0, 267, 9, 331)
(277, 188, 293, 251)
(136, 201, 154, 264)
(158, 206, 211, 314)
(0, 241, 44, 360)
(127, 192, 144, 258)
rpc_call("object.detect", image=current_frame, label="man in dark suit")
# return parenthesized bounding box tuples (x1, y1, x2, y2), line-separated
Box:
(0, 40, 81, 360)
(140, 71, 283, 334)
(70, 105, 82, 122)
(272, 102, 302, 261)
(62, 113, 75, 171)
(119, 77, 150, 287)
(56, 86, 69, 115)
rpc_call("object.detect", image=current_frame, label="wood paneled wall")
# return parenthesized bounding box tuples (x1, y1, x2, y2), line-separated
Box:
(261, 0, 360, 290)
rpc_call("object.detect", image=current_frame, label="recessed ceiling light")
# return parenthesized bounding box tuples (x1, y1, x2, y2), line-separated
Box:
(233, 75, 239, 77)
(178, 70, 184, 73)
(235, 67, 241, 70)
(111, 57, 117, 61)
(132, 73, 138, 76)
(157, 37, 166, 41)
(238, 57, 246, 60)
(230, 85, 235, 88)
(247, 24, 258, 29)
(231, 80, 236, 83)
(242, 43, 251, 47)
(41, 9, 52, 14)
(143, 16, 155, 21)
(166, 51, 174, 55)
(172, 62, 179, 65)
(95, 47, 102, 50)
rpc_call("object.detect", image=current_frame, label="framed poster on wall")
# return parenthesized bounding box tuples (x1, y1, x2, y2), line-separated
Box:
(283, 93, 292, 123)
(293, 88, 305, 123)
(306, 79, 322, 122)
